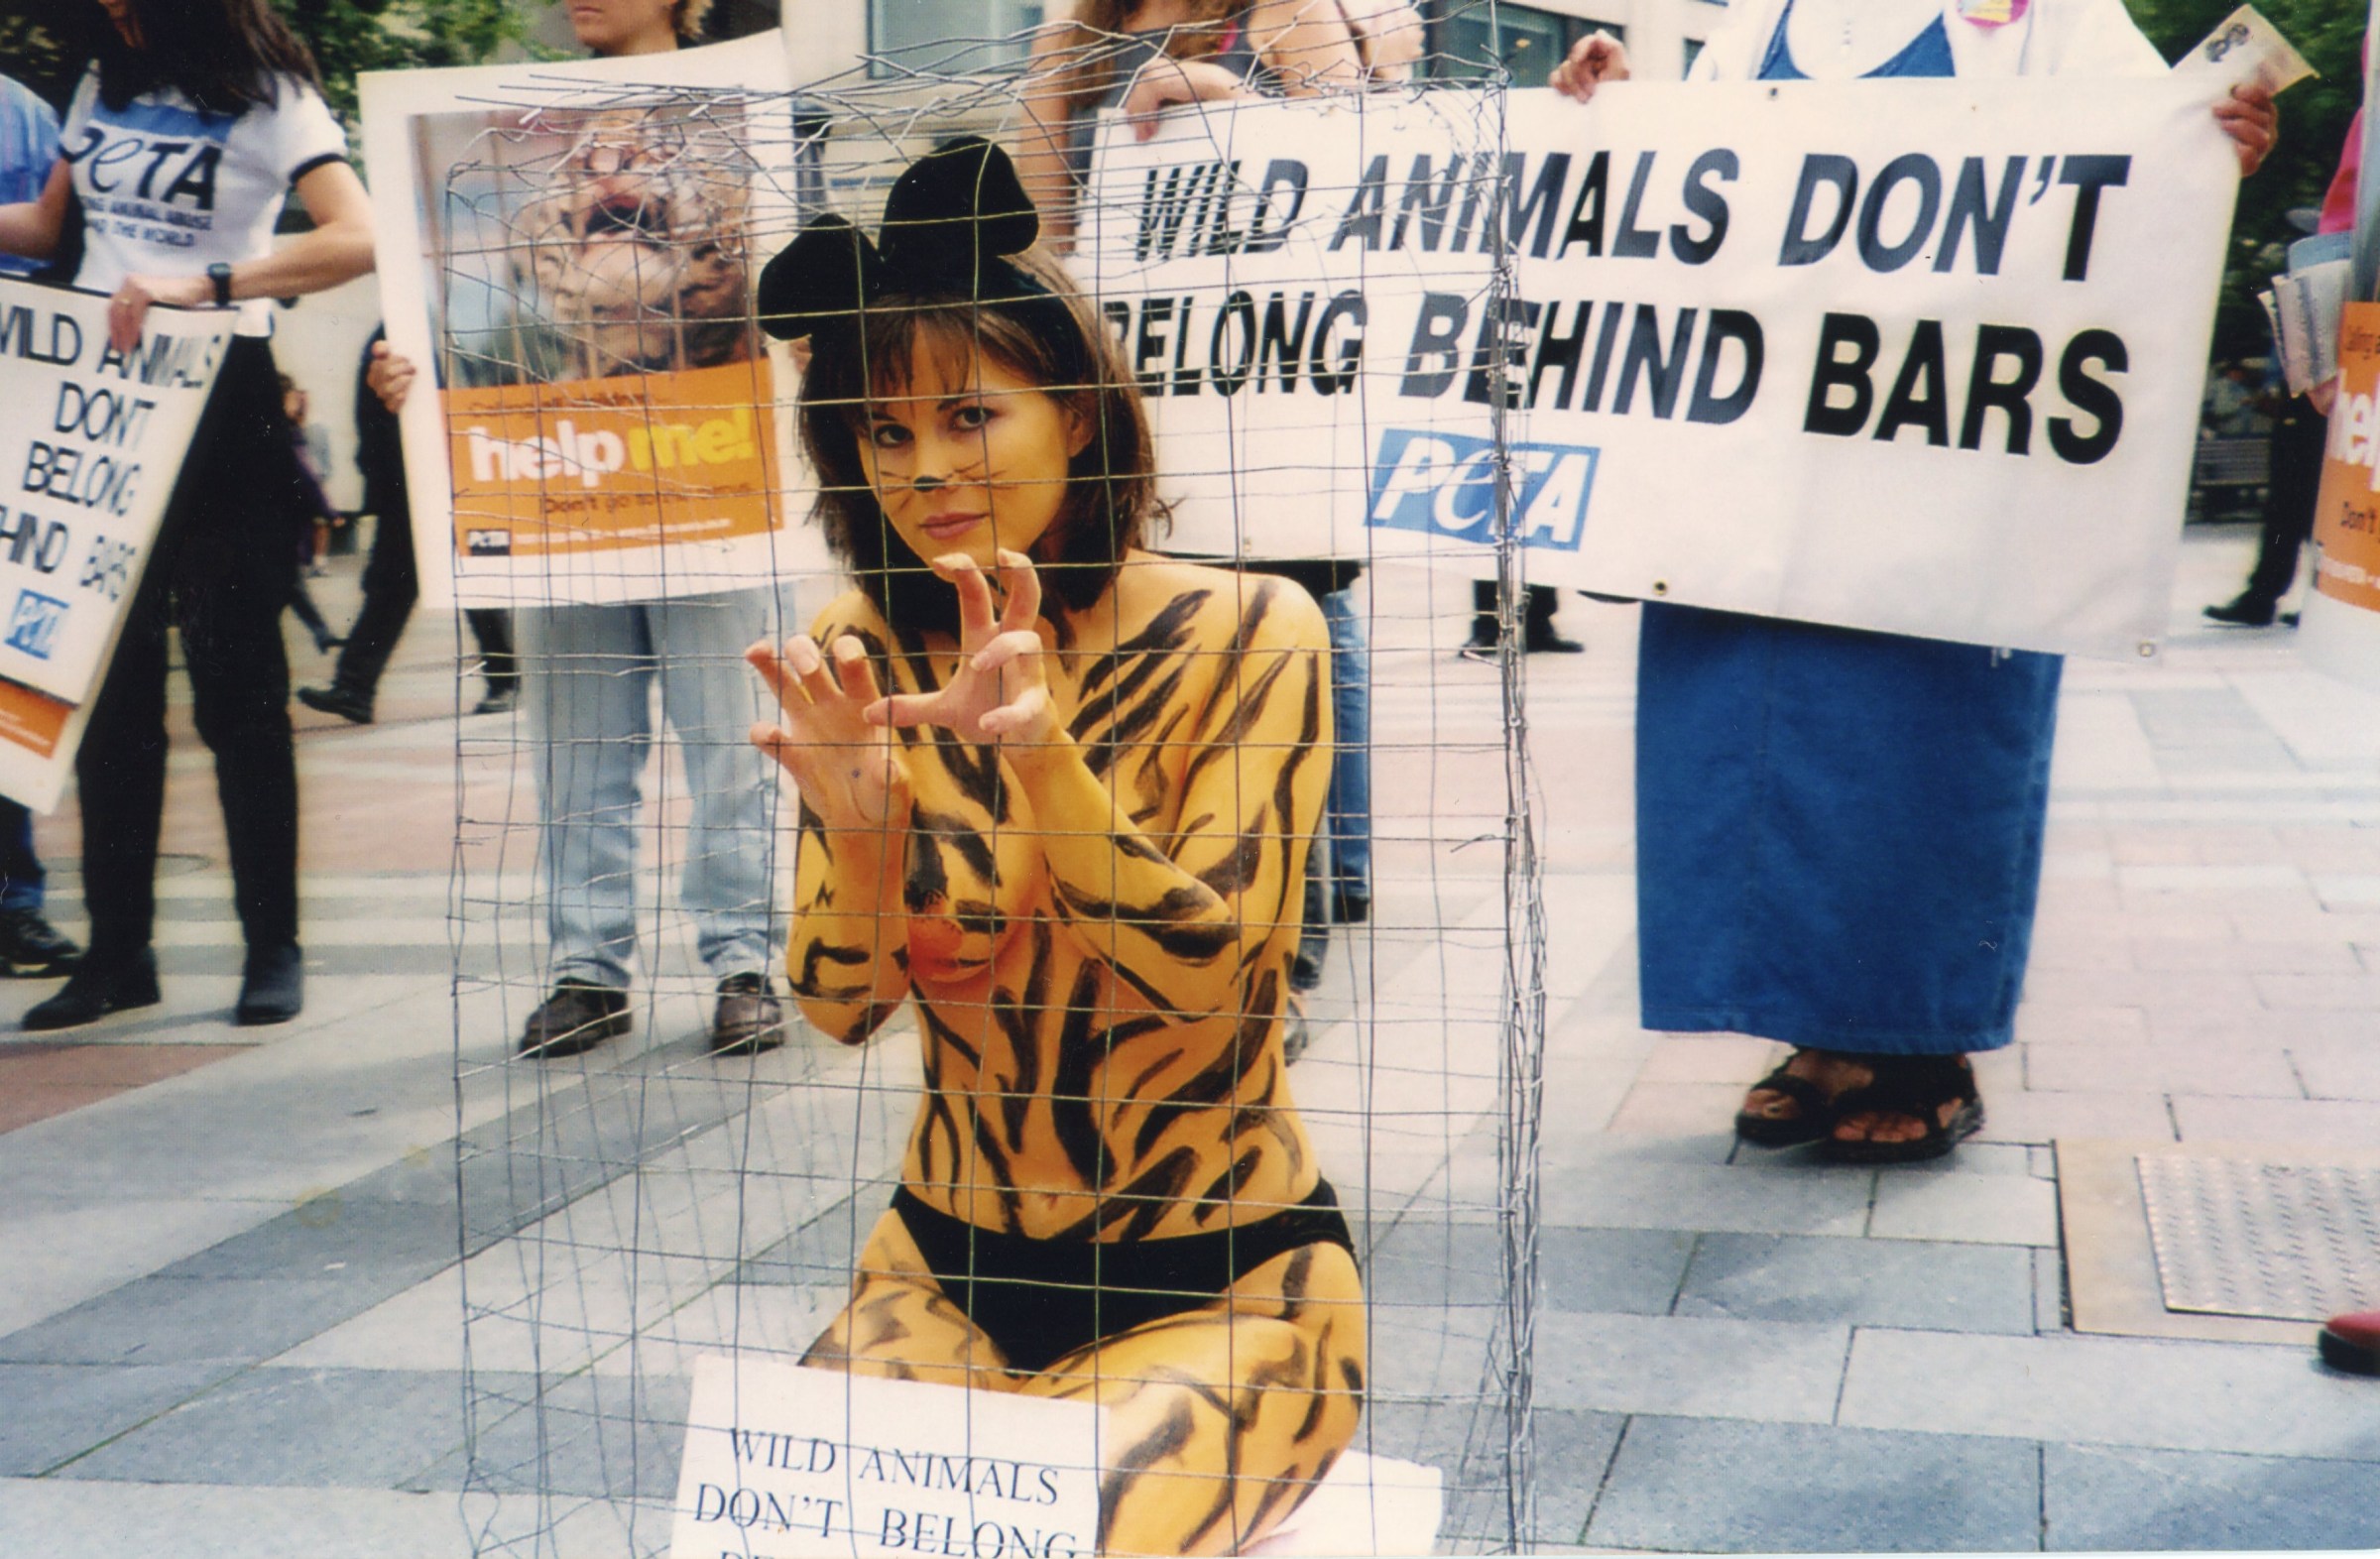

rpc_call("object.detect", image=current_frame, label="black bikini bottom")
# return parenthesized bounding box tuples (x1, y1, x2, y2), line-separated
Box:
(889, 1181, 1356, 1375)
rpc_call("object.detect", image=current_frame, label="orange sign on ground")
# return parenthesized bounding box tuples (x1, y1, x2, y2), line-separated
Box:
(443, 359, 780, 558)
(2315, 301, 2380, 616)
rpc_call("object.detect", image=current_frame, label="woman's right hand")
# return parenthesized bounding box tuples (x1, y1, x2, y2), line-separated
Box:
(366, 341, 416, 414)
(1550, 30, 1631, 103)
(748, 633, 911, 831)
(1121, 56, 1253, 139)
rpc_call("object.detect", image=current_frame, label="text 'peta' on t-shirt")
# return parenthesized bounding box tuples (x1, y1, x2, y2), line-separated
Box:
(61, 68, 346, 337)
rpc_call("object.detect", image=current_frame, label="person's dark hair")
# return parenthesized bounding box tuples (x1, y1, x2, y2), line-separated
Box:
(86, 0, 323, 114)
(796, 247, 1158, 642)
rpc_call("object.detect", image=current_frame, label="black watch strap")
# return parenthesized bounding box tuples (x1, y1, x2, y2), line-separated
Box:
(207, 263, 233, 307)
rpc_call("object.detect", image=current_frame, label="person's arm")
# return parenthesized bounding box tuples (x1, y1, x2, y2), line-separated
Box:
(1017, 19, 1091, 243)
(0, 160, 69, 263)
(105, 159, 376, 350)
(752, 612, 917, 1044)
(880, 555, 1331, 1019)
(1246, 0, 1368, 92)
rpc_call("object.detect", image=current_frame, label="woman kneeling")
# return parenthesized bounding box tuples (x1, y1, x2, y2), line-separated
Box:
(748, 139, 1363, 1557)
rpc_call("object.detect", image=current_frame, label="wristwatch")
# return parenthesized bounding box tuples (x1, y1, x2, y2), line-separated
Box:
(207, 262, 234, 307)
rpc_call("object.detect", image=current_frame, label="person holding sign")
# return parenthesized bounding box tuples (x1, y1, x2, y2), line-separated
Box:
(0, 0, 376, 1029)
(1553, 4, 2277, 1160)
(749, 139, 1364, 1555)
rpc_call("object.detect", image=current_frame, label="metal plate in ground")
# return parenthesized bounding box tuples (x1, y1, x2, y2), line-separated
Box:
(2137, 1155, 2380, 1323)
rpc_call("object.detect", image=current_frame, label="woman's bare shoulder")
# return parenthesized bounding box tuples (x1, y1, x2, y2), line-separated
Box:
(1114, 556, 1327, 649)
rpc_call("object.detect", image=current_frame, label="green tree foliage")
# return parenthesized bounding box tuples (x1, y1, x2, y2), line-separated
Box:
(2127, 0, 2366, 357)
(0, 0, 529, 121)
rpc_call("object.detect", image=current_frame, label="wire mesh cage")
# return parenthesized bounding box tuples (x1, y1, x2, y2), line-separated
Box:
(420, 27, 1549, 1555)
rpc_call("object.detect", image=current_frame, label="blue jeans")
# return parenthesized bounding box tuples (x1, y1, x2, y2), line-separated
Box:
(0, 798, 42, 913)
(520, 588, 786, 990)
(1295, 587, 1371, 986)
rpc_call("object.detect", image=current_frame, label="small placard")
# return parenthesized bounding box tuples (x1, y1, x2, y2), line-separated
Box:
(670, 1355, 1104, 1559)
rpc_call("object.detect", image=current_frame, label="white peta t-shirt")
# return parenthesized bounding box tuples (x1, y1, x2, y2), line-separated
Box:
(61, 67, 347, 337)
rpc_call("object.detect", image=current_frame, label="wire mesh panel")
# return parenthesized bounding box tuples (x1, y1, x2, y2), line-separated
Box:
(423, 24, 1548, 1556)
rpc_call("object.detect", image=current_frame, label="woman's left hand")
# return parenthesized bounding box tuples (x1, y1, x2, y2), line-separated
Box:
(106, 273, 210, 352)
(2213, 83, 2278, 177)
(871, 550, 1061, 746)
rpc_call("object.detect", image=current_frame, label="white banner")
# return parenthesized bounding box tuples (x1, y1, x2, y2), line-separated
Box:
(359, 34, 835, 610)
(1082, 79, 2240, 658)
(0, 282, 231, 810)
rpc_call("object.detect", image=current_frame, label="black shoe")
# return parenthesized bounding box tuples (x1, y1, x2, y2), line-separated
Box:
(1330, 886, 1370, 926)
(2281, 610, 2302, 628)
(1522, 629, 1586, 655)
(1456, 628, 1499, 663)
(2203, 595, 2278, 628)
(0, 907, 80, 977)
(709, 972, 785, 1055)
(472, 684, 519, 717)
(23, 951, 160, 1031)
(520, 982, 630, 1058)
(297, 683, 374, 725)
(235, 943, 304, 1025)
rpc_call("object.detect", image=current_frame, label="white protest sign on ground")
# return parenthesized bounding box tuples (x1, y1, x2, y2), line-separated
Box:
(669, 1356, 1103, 1559)
(0, 282, 231, 810)
(360, 34, 833, 610)
(1083, 79, 2240, 659)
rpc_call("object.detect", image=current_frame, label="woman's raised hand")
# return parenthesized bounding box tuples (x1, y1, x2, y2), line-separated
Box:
(748, 633, 911, 830)
(874, 551, 1058, 746)
(1549, 30, 1631, 104)
(2212, 83, 2278, 177)
(367, 341, 418, 414)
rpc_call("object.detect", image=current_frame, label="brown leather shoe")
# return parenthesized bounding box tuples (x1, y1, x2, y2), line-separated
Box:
(519, 982, 630, 1058)
(709, 972, 784, 1055)
(2320, 1310, 2380, 1376)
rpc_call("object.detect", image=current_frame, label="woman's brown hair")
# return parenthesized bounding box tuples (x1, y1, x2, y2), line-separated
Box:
(1049, 0, 1244, 118)
(88, 0, 322, 113)
(796, 247, 1159, 642)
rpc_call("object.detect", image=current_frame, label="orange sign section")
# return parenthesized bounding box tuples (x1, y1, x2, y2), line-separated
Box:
(2315, 302, 2380, 615)
(0, 675, 72, 759)
(442, 358, 781, 557)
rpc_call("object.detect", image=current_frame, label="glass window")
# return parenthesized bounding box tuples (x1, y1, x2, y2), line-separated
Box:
(868, 0, 1048, 76)
(1426, 1, 1617, 88)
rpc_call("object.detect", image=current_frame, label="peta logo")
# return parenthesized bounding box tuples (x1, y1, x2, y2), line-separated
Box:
(5, 590, 67, 660)
(1367, 429, 1598, 550)
(465, 531, 513, 557)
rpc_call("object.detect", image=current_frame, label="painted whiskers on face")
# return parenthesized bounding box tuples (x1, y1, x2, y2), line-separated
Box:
(857, 336, 1090, 574)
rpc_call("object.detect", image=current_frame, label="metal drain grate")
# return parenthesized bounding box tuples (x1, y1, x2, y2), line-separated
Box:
(2137, 1156, 2380, 1322)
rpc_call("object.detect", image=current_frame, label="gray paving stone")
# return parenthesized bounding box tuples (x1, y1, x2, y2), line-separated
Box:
(0, 1273, 421, 1366)
(1530, 1408, 1626, 1546)
(153, 1198, 462, 1282)
(1362, 1222, 1691, 1315)
(1839, 1329, 2380, 1461)
(1675, 1234, 2035, 1335)
(1540, 1159, 1874, 1237)
(408, 1370, 689, 1498)
(0, 1363, 232, 1476)
(2043, 1441, 2380, 1550)
(60, 1368, 467, 1488)
(1531, 1311, 1847, 1423)
(1584, 1415, 2042, 1553)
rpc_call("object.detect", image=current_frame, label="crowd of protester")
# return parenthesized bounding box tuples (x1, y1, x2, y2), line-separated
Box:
(0, 0, 2368, 1389)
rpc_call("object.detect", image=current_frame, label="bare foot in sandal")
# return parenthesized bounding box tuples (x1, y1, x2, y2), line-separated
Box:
(1825, 1054, 1983, 1163)
(1734, 1048, 1876, 1146)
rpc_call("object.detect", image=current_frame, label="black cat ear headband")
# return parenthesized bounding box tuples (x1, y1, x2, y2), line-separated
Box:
(757, 136, 1051, 348)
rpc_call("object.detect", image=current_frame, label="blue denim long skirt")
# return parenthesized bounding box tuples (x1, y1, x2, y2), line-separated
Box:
(1633, 603, 2061, 1055)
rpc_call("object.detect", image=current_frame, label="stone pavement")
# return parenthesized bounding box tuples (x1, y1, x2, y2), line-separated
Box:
(1, 525, 2378, 1555)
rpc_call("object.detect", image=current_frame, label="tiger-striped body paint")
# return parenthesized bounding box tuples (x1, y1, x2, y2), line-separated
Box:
(786, 558, 1364, 1555)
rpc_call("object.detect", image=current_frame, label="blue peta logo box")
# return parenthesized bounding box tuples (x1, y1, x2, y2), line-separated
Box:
(1367, 429, 1598, 550)
(5, 589, 65, 660)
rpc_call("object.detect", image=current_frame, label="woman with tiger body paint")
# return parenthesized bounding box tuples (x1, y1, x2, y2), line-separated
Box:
(748, 140, 1363, 1556)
